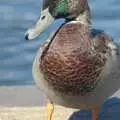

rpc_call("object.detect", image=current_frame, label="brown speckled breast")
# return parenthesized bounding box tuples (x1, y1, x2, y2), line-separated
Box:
(40, 23, 106, 96)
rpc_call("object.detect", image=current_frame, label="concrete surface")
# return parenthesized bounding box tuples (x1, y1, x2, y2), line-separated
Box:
(0, 86, 120, 119)
(0, 106, 75, 120)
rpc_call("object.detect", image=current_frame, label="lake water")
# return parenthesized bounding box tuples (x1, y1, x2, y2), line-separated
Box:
(0, 0, 120, 85)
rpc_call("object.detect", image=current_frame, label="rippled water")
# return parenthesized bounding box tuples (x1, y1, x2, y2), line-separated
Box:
(0, 0, 120, 85)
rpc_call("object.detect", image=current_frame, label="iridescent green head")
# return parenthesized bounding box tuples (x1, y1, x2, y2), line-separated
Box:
(49, 0, 69, 18)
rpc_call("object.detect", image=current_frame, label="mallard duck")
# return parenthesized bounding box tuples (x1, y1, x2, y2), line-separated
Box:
(25, 0, 120, 120)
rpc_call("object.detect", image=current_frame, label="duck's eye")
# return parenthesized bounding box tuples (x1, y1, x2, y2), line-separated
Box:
(41, 16, 46, 20)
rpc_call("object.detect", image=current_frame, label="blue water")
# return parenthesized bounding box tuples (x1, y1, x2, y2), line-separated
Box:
(0, 0, 120, 85)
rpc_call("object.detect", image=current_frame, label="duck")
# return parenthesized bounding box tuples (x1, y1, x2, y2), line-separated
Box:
(24, 0, 120, 120)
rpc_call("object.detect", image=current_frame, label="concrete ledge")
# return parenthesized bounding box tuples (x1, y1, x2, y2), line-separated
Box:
(0, 106, 75, 120)
(0, 86, 76, 120)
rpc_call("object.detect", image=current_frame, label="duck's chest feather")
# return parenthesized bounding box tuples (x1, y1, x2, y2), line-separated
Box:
(40, 24, 106, 96)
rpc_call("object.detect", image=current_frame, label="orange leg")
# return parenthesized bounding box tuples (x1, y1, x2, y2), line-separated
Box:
(92, 106, 99, 120)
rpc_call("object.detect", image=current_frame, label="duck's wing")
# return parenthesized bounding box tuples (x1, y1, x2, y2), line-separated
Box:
(88, 29, 120, 102)
(91, 29, 118, 55)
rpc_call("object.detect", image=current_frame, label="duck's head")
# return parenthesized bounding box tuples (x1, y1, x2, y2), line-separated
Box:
(25, 0, 90, 40)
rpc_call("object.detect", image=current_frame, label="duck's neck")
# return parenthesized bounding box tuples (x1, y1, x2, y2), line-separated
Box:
(67, 10, 91, 26)
(75, 9, 91, 26)
(66, 2, 91, 26)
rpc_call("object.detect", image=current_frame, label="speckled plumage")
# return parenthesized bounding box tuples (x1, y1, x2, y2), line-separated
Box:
(32, 22, 120, 109)
(40, 24, 106, 96)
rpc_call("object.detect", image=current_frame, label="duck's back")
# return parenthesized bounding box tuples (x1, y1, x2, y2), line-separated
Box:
(40, 23, 105, 96)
